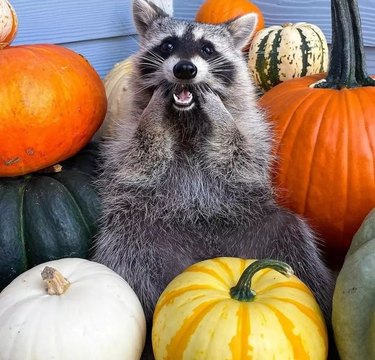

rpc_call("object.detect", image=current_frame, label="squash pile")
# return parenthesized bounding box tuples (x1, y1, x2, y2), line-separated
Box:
(0, 1, 106, 290)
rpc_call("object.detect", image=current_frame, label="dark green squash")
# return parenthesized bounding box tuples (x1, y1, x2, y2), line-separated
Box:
(332, 208, 375, 360)
(0, 143, 100, 290)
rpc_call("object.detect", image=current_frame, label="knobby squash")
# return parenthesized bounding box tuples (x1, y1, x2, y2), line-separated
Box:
(259, 0, 375, 269)
(248, 22, 329, 92)
(0, 258, 146, 360)
(0, 143, 100, 290)
(152, 258, 327, 360)
(332, 209, 375, 360)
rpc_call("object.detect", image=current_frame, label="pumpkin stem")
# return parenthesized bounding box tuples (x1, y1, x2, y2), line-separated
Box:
(230, 259, 293, 302)
(41, 266, 70, 295)
(313, 0, 375, 89)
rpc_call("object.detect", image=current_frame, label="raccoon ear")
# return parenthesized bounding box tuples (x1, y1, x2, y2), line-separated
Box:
(133, 0, 169, 37)
(226, 13, 258, 50)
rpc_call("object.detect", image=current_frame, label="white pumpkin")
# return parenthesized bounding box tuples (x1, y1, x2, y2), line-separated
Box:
(0, 258, 146, 360)
(0, 0, 18, 49)
(94, 56, 134, 140)
(248, 22, 329, 92)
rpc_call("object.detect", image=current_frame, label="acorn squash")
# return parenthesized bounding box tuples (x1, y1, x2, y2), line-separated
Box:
(332, 208, 375, 360)
(0, 143, 100, 290)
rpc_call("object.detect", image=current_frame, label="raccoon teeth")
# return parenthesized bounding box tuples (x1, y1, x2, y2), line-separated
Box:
(173, 90, 193, 107)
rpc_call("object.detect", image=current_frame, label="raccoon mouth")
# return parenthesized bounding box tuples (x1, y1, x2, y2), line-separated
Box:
(173, 88, 194, 111)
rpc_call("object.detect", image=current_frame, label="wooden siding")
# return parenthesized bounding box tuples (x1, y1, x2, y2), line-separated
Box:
(9, 0, 375, 78)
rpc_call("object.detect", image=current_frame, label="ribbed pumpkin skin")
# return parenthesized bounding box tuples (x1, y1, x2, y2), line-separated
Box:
(259, 73, 375, 268)
(248, 23, 328, 92)
(195, 0, 264, 34)
(0, 143, 100, 290)
(152, 257, 327, 360)
(0, 44, 107, 176)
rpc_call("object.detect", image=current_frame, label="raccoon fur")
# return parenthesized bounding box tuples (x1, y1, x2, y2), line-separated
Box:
(92, 0, 334, 336)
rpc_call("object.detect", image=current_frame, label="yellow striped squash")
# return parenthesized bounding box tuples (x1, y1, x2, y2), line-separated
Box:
(152, 258, 328, 360)
(248, 22, 329, 92)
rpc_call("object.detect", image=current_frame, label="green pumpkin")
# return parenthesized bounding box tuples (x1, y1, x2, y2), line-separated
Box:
(332, 208, 375, 360)
(0, 143, 100, 290)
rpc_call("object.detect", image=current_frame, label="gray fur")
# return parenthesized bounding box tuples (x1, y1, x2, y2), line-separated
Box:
(92, 0, 334, 345)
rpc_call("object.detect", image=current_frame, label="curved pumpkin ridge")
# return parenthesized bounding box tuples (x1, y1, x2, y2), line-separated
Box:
(274, 90, 323, 210)
(340, 90, 355, 236)
(357, 89, 375, 178)
(210, 257, 238, 285)
(308, 26, 327, 73)
(228, 303, 252, 360)
(165, 300, 222, 359)
(18, 182, 28, 271)
(261, 303, 310, 359)
(258, 280, 311, 296)
(301, 91, 337, 216)
(272, 297, 327, 343)
(153, 285, 219, 321)
(185, 265, 228, 287)
(347, 89, 375, 236)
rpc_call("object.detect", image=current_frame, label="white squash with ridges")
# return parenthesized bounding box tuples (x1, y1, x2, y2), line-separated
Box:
(0, 258, 146, 360)
(248, 22, 329, 92)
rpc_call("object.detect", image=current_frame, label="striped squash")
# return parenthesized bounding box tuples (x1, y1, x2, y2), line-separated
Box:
(152, 258, 328, 360)
(248, 22, 328, 92)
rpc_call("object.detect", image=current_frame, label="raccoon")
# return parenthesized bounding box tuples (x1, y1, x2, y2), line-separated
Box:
(93, 0, 333, 335)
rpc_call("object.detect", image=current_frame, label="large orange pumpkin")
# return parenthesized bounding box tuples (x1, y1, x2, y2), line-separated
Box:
(260, 0, 375, 269)
(0, 44, 107, 177)
(0, 2, 107, 177)
(195, 0, 264, 35)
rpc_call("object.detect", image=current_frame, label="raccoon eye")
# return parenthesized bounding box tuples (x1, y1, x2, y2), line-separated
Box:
(160, 41, 174, 54)
(201, 44, 214, 56)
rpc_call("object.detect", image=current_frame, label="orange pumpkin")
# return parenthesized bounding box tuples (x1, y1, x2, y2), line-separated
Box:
(0, 43, 107, 177)
(260, 0, 375, 269)
(195, 0, 264, 35)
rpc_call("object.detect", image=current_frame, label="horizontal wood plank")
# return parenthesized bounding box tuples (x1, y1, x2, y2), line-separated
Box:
(64, 36, 139, 79)
(11, 0, 136, 45)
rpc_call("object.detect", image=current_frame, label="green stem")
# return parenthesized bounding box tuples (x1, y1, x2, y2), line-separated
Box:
(230, 259, 293, 302)
(314, 0, 375, 89)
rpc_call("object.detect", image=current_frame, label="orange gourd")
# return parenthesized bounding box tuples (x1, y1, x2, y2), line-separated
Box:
(260, 0, 375, 269)
(0, 2, 107, 177)
(195, 0, 264, 35)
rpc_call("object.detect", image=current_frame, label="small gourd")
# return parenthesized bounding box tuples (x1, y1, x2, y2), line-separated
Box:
(248, 22, 329, 92)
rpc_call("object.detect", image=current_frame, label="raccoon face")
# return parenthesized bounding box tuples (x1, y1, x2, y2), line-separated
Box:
(133, 0, 258, 112)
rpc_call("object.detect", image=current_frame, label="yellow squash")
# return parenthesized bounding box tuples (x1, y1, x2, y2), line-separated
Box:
(152, 258, 327, 359)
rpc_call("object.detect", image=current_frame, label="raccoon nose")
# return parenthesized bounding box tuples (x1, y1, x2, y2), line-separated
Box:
(173, 60, 197, 80)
